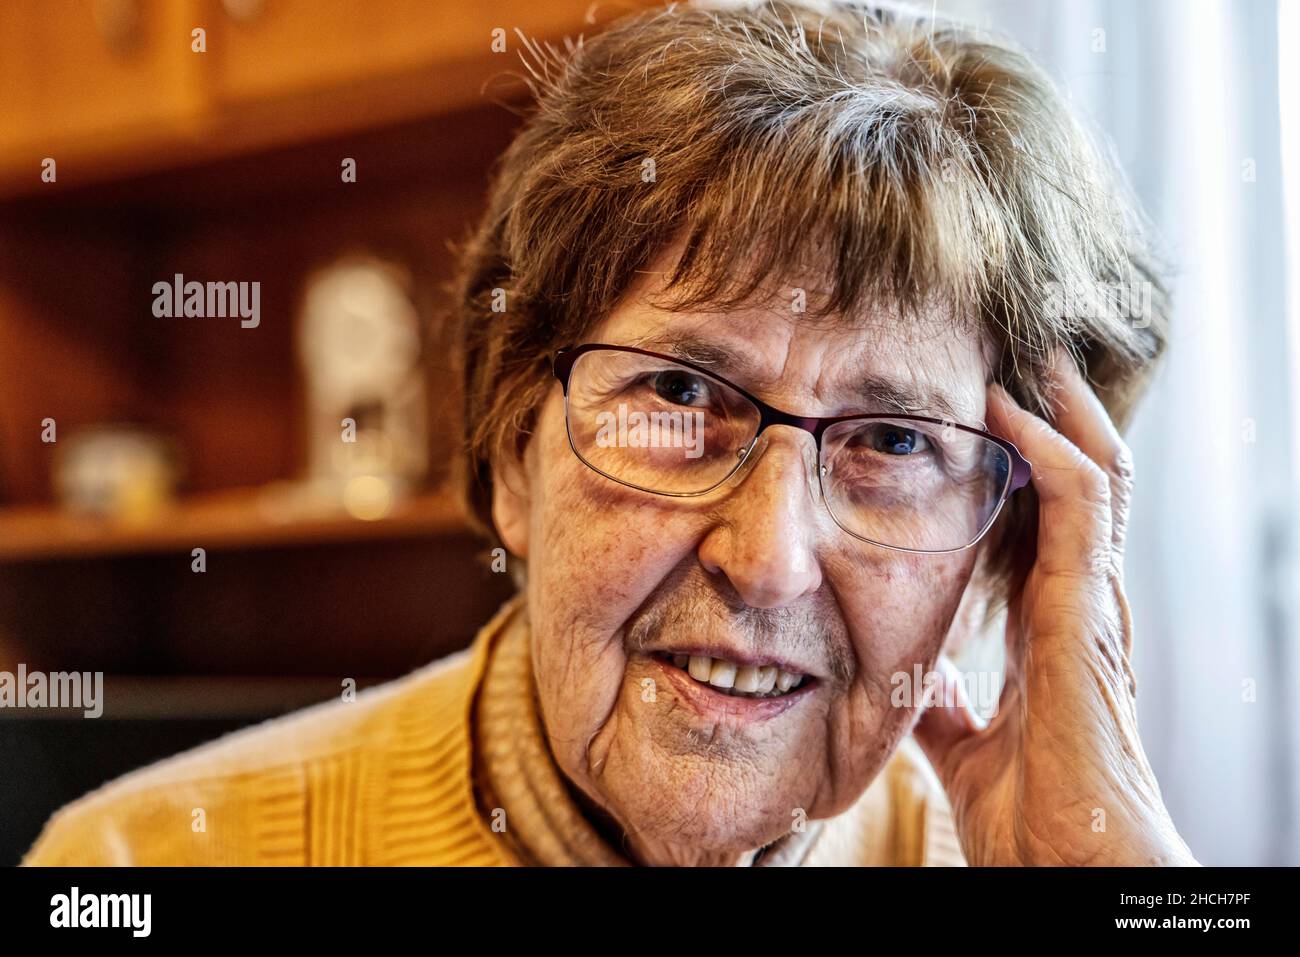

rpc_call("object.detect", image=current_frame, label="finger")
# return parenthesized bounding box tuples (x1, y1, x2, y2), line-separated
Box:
(1043, 350, 1134, 562)
(987, 382, 1113, 578)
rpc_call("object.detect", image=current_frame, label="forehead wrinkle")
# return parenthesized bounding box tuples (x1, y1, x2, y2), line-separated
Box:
(835, 325, 986, 422)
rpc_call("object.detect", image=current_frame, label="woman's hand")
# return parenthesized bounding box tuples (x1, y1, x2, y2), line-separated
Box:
(913, 351, 1198, 866)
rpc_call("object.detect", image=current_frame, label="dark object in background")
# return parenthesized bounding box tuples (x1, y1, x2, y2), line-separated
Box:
(2, 713, 298, 866)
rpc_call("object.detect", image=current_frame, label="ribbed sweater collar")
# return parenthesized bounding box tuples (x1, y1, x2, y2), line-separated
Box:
(469, 595, 826, 866)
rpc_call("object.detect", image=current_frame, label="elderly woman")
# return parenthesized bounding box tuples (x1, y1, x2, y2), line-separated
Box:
(24, 0, 1197, 867)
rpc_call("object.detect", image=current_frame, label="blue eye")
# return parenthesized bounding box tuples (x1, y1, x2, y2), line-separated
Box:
(872, 426, 930, 455)
(652, 370, 709, 406)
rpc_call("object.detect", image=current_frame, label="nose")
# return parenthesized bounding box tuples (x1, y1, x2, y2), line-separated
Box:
(696, 427, 825, 609)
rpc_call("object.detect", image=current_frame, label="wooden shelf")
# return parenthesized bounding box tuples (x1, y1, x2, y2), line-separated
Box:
(0, 484, 473, 563)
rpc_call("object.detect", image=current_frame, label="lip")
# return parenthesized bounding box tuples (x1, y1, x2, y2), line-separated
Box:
(647, 655, 817, 724)
(642, 644, 820, 680)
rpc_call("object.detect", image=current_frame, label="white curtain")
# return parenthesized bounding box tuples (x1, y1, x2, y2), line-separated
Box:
(934, 0, 1300, 865)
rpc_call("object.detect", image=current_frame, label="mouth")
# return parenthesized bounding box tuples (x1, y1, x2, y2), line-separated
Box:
(647, 652, 817, 724)
(650, 650, 814, 700)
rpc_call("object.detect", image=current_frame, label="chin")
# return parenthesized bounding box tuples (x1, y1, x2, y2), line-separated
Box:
(606, 762, 807, 852)
(636, 803, 793, 854)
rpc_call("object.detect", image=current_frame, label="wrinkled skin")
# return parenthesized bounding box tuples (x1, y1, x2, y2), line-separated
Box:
(492, 253, 1197, 867)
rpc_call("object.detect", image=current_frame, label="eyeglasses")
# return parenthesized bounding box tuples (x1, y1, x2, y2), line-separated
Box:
(553, 343, 1031, 554)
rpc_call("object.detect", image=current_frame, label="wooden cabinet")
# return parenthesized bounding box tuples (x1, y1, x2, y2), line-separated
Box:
(0, 1, 205, 185)
(213, 0, 580, 103)
(0, 0, 655, 195)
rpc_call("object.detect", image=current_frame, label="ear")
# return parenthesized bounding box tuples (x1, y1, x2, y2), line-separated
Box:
(490, 446, 531, 559)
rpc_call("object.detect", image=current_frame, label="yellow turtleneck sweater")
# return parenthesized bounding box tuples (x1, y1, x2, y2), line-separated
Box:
(22, 594, 965, 866)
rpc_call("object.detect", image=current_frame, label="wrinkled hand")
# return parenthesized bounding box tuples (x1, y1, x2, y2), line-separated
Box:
(914, 351, 1198, 866)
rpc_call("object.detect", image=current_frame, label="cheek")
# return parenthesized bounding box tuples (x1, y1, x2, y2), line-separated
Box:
(529, 405, 697, 631)
(524, 403, 702, 768)
(833, 548, 975, 689)
(815, 550, 975, 806)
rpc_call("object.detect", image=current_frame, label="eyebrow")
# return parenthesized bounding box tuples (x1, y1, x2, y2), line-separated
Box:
(856, 375, 963, 421)
(624, 329, 966, 422)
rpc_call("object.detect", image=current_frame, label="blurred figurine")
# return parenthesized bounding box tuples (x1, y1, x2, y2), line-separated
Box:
(296, 255, 428, 519)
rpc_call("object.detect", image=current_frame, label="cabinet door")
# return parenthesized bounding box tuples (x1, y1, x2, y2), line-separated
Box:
(211, 0, 637, 116)
(0, 0, 205, 163)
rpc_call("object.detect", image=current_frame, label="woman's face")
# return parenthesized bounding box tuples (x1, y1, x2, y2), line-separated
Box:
(493, 261, 989, 865)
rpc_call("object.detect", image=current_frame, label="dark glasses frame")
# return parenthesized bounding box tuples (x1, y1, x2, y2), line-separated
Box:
(553, 343, 1032, 553)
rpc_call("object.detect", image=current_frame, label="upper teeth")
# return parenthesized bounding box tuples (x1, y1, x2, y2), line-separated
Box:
(668, 653, 806, 697)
